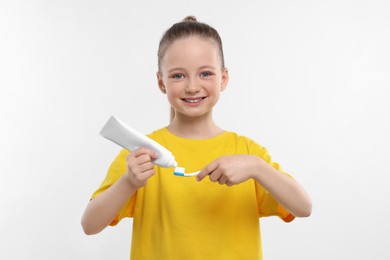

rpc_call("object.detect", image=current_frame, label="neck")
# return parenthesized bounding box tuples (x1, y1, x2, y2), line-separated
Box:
(167, 113, 223, 139)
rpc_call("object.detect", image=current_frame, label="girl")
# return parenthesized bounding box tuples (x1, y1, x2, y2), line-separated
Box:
(82, 16, 312, 260)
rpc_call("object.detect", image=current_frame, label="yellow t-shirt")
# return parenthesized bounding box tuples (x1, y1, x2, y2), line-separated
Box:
(91, 128, 294, 260)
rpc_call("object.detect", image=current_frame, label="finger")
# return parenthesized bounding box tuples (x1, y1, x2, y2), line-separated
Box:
(136, 154, 155, 164)
(127, 154, 154, 175)
(143, 168, 156, 179)
(196, 160, 219, 181)
(209, 167, 223, 182)
(126, 153, 151, 168)
(132, 147, 158, 159)
(218, 175, 228, 185)
(137, 161, 155, 174)
(131, 168, 155, 186)
(226, 181, 234, 187)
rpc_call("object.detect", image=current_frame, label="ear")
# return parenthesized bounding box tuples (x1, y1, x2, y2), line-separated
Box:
(157, 72, 166, 94)
(220, 68, 229, 92)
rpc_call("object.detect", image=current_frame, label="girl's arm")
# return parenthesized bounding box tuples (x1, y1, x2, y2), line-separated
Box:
(251, 156, 312, 217)
(196, 155, 312, 218)
(81, 174, 138, 235)
(81, 148, 157, 235)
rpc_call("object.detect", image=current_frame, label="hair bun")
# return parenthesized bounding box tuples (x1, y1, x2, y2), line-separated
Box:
(183, 15, 197, 22)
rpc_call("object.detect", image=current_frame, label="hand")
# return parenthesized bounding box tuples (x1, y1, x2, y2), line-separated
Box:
(196, 155, 262, 186)
(125, 147, 157, 189)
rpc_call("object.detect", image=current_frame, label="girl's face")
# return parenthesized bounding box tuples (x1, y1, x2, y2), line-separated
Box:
(157, 36, 228, 121)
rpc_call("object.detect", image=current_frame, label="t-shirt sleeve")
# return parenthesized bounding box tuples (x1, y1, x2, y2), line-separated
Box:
(90, 149, 137, 226)
(249, 140, 295, 222)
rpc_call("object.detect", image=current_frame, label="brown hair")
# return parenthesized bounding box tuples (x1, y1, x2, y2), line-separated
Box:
(157, 16, 225, 73)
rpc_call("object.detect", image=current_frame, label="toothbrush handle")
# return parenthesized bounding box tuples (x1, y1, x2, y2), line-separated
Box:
(184, 171, 200, 177)
(174, 171, 200, 177)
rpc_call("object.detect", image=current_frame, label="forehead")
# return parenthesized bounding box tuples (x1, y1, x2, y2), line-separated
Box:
(162, 36, 220, 69)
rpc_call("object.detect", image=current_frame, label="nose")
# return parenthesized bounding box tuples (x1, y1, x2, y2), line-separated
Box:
(185, 78, 201, 93)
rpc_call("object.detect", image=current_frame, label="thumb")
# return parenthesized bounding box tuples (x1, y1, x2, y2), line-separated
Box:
(151, 151, 158, 160)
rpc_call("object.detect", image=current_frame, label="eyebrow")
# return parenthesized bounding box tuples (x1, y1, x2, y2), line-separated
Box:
(167, 66, 217, 74)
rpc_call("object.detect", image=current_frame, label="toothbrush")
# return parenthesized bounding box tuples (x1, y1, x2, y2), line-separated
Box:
(174, 167, 200, 177)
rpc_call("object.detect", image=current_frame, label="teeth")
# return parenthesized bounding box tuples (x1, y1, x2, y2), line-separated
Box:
(184, 98, 203, 103)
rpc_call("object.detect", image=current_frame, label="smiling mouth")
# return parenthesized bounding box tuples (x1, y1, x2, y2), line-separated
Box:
(182, 97, 206, 103)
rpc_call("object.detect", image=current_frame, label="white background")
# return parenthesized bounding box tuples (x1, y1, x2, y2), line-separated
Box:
(1, 0, 389, 259)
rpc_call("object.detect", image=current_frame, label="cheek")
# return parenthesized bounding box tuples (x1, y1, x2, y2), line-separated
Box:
(213, 91, 221, 102)
(166, 91, 177, 102)
(165, 83, 182, 99)
(205, 80, 222, 94)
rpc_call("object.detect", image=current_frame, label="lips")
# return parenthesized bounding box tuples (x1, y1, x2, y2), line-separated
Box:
(182, 97, 206, 103)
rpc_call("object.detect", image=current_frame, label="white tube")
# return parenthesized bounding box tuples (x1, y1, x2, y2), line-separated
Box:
(100, 116, 178, 168)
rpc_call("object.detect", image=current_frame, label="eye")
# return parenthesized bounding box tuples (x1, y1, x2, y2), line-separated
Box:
(200, 71, 213, 78)
(172, 73, 185, 79)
